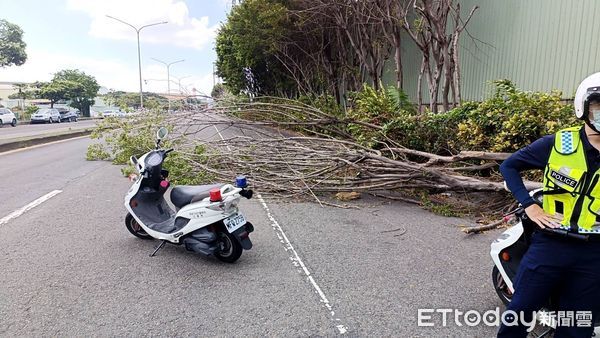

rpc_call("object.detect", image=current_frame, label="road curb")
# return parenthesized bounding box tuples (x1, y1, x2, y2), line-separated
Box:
(17, 117, 98, 125)
(0, 129, 94, 153)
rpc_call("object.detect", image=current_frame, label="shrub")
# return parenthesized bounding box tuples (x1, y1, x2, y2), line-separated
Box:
(22, 105, 38, 121)
(346, 81, 577, 154)
(298, 93, 344, 118)
(456, 80, 578, 152)
(347, 84, 416, 148)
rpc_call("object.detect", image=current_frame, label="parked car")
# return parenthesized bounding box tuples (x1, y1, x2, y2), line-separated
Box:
(57, 108, 79, 122)
(101, 110, 118, 118)
(31, 108, 61, 124)
(102, 109, 127, 118)
(0, 108, 18, 127)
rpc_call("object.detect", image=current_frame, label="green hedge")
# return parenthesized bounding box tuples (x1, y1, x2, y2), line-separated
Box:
(346, 80, 579, 154)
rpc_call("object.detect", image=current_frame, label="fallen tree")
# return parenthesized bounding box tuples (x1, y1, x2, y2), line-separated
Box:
(90, 98, 539, 230)
(144, 99, 539, 201)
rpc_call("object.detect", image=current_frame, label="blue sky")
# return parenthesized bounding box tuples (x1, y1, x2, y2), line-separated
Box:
(0, 0, 232, 96)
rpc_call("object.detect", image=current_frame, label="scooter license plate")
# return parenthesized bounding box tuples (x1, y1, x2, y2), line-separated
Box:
(224, 213, 246, 233)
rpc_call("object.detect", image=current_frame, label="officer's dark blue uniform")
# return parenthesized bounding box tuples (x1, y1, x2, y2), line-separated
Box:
(499, 127, 600, 337)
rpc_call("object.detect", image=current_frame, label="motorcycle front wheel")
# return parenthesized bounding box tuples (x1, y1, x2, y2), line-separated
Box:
(215, 231, 243, 263)
(125, 213, 153, 240)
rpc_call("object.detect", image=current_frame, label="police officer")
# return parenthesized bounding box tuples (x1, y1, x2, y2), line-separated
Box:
(498, 72, 600, 337)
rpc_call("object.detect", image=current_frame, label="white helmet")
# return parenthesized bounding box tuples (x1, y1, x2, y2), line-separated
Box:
(574, 72, 600, 119)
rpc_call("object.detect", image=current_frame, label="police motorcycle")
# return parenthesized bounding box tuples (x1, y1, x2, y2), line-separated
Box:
(124, 127, 254, 263)
(490, 187, 600, 336)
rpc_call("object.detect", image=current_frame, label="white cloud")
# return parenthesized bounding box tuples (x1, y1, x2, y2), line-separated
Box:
(0, 48, 215, 96)
(66, 0, 219, 50)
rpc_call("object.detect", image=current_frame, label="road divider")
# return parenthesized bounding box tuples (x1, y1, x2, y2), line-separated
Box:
(0, 128, 94, 153)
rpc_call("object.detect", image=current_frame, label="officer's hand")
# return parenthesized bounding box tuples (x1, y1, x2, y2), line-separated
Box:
(524, 204, 562, 228)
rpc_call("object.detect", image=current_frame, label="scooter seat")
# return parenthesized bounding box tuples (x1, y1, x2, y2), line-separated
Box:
(170, 184, 222, 209)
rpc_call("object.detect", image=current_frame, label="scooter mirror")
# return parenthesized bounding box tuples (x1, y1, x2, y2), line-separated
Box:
(157, 127, 169, 140)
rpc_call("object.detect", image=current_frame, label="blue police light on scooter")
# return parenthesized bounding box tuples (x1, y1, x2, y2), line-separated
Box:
(236, 176, 253, 199)
(236, 175, 248, 188)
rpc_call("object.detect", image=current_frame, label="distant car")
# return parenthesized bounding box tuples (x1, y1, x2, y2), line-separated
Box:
(58, 108, 79, 122)
(101, 110, 118, 118)
(31, 108, 61, 124)
(0, 108, 18, 127)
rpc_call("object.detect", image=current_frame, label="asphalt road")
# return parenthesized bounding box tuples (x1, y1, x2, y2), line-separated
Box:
(0, 119, 97, 142)
(0, 136, 505, 336)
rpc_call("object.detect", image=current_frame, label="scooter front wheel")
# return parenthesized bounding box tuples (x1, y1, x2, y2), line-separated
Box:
(215, 231, 243, 263)
(125, 213, 153, 240)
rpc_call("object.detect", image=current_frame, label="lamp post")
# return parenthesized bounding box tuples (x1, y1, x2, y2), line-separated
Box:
(172, 75, 191, 94)
(151, 58, 184, 111)
(105, 15, 167, 109)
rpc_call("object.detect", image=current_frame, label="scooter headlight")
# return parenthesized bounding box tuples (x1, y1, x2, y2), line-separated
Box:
(146, 152, 162, 166)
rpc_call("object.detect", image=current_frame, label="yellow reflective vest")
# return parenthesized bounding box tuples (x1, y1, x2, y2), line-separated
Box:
(543, 126, 600, 233)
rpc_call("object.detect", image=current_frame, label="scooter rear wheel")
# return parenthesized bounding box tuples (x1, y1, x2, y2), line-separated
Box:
(125, 213, 153, 240)
(492, 265, 512, 306)
(215, 231, 242, 263)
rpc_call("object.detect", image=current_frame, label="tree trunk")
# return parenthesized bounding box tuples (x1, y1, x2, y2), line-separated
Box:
(393, 31, 403, 90)
(452, 34, 462, 105)
(442, 44, 453, 111)
(442, 69, 450, 112)
(417, 56, 426, 113)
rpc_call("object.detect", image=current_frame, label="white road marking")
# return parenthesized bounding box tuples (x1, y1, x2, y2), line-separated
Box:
(0, 135, 89, 156)
(213, 125, 232, 152)
(212, 122, 349, 334)
(257, 194, 349, 334)
(0, 190, 62, 225)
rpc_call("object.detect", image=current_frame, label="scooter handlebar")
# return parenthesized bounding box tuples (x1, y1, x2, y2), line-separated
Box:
(540, 227, 589, 241)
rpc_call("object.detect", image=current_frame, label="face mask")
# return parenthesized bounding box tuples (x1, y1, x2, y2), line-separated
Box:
(591, 109, 600, 131)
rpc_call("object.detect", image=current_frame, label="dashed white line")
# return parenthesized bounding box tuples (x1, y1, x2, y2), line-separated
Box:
(257, 194, 349, 334)
(211, 122, 349, 334)
(213, 125, 232, 152)
(0, 190, 62, 225)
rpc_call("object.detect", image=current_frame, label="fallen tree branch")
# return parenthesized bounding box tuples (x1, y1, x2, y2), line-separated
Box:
(461, 218, 506, 234)
(118, 100, 541, 208)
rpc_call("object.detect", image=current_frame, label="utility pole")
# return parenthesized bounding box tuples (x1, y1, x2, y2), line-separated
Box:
(105, 15, 167, 109)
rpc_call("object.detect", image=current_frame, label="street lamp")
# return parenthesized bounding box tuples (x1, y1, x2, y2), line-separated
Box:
(105, 15, 167, 109)
(172, 75, 191, 94)
(151, 58, 184, 111)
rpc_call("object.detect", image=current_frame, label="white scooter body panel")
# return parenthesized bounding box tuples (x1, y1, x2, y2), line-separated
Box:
(490, 222, 523, 293)
(490, 188, 540, 293)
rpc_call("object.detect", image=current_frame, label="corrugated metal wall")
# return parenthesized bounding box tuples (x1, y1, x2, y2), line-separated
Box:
(384, 0, 600, 103)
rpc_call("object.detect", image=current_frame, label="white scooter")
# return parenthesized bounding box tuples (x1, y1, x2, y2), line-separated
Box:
(491, 188, 599, 336)
(124, 127, 254, 263)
